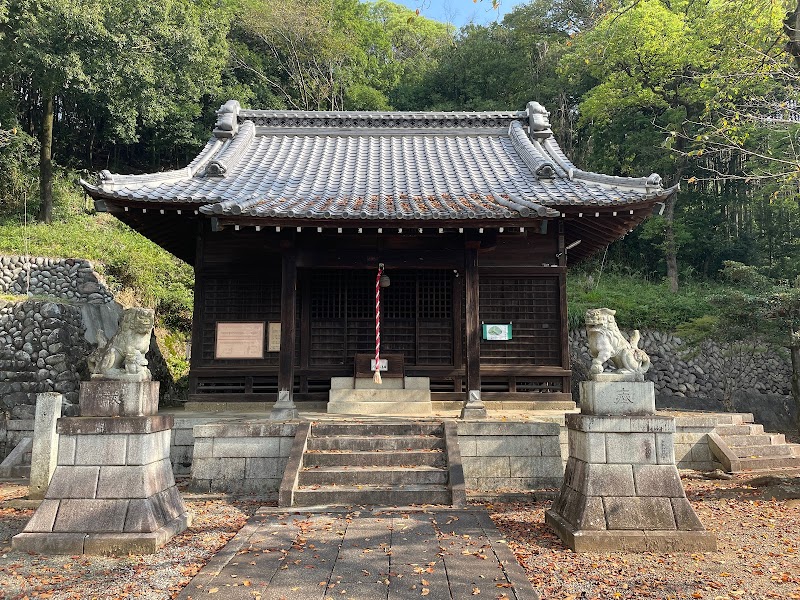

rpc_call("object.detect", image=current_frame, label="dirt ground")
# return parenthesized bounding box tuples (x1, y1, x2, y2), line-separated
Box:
(0, 473, 798, 600)
(490, 472, 800, 600)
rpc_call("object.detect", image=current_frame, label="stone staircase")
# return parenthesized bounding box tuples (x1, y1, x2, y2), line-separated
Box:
(0, 437, 32, 478)
(279, 421, 466, 508)
(709, 422, 800, 472)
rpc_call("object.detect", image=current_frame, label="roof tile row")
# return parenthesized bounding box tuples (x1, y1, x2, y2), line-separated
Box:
(83, 102, 672, 222)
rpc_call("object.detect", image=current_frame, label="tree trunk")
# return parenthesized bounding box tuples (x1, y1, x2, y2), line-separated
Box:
(791, 331, 800, 434)
(664, 193, 679, 292)
(785, 1, 800, 67)
(37, 92, 54, 224)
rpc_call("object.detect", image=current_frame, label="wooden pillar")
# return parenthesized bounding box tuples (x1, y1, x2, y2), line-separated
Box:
(464, 244, 480, 393)
(558, 220, 571, 394)
(188, 220, 206, 397)
(462, 238, 486, 417)
(272, 241, 299, 420)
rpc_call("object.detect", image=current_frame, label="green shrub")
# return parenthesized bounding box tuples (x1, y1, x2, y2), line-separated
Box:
(0, 179, 194, 384)
(567, 270, 727, 332)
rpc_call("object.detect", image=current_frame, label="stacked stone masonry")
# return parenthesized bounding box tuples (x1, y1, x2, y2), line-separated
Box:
(0, 300, 87, 419)
(557, 415, 690, 533)
(457, 421, 564, 492)
(13, 419, 189, 554)
(0, 411, 734, 481)
(12, 379, 190, 555)
(570, 328, 792, 397)
(0, 255, 114, 303)
(189, 422, 298, 495)
(546, 382, 717, 552)
(0, 254, 120, 425)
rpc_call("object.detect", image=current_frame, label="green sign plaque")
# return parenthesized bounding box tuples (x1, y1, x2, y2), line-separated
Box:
(482, 324, 512, 341)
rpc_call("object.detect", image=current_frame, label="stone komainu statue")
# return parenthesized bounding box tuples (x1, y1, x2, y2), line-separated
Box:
(87, 307, 155, 380)
(585, 308, 651, 381)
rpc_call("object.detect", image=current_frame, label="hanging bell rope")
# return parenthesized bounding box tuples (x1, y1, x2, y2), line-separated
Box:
(373, 263, 384, 384)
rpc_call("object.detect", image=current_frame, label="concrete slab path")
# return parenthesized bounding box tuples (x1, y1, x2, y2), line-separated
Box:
(176, 507, 538, 600)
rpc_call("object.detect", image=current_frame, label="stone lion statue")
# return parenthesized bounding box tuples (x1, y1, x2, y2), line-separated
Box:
(87, 307, 154, 380)
(585, 308, 651, 381)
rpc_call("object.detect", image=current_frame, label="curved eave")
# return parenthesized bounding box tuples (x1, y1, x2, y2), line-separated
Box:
(81, 183, 200, 265)
(559, 186, 677, 263)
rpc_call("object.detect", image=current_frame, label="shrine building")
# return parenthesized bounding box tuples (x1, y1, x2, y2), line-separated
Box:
(81, 100, 675, 413)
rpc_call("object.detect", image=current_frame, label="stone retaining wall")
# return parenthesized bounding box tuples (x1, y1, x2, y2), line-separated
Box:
(188, 422, 298, 496)
(0, 300, 88, 420)
(457, 421, 565, 492)
(0, 255, 114, 303)
(1, 414, 729, 491)
(570, 329, 791, 398)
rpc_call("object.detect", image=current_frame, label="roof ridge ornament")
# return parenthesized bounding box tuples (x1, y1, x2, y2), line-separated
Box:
(526, 101, 552, 138)
(213, 100, 240, 139)
(646, 173, 663, 188)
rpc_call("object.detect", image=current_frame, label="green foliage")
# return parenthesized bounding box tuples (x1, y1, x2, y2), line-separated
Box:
(0, 183, 194, 386)
(229, 0, 449, 111)
(0, 185, 194, 333)
(566, 270, 722, 332)
(157, 327, 190, 399)
(0, 0, 233, 175)
(0, 129, 38, 214)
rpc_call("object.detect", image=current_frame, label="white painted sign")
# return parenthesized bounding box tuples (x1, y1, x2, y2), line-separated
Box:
(267, 322, 281, 352)
(370, 359, 389, 371)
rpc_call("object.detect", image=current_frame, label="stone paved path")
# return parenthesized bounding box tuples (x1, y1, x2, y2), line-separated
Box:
(177, 508, 538, 600)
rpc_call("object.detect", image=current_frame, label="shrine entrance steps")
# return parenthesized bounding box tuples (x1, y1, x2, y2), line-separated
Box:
(279, 421, 467, 508)
(709, 421, 800, 472)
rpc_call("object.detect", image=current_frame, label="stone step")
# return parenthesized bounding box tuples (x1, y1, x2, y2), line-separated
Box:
(715, 424, 764, 436)
(292, 484, 452, 507)
(304, 450, 446, 468)
(674, 413, 753, 428)
(306, 435, 444, 452)
(311, 422, 443, 437)
(731, 444, 796, 459)
(716, 434, 776, 447)
(737, 455, 800, 471)
(0, 465, 30, 478)
(326, 401, 433, 416)
(299, 466, 448, 487)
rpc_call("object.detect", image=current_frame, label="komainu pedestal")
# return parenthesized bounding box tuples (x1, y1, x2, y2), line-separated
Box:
(545, 381, 716, 552)
(13, 380, 191, 555)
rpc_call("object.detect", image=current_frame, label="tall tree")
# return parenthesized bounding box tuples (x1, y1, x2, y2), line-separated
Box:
(1, 0, 231, 222)
(559, 0, 789, 291)
(230, 0, 448, 111)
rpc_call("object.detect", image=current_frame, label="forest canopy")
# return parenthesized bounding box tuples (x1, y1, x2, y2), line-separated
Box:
(0, 0, 798, 286)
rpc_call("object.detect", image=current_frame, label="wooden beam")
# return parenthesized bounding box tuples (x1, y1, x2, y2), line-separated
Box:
(278, 243, 298, 399)
(558, 220, 566, 268)
(464, 242, 481, 398)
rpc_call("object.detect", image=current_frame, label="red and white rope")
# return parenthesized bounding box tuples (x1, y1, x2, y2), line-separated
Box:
(374, 264, 383, 384)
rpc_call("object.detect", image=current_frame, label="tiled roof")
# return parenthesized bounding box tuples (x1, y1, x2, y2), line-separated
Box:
(81, 101, 672, 222)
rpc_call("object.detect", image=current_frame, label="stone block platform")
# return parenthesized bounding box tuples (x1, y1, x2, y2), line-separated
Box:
(546, 382, 716, 552)
(13, 380, 191, 555)
(327, 376, 432, 415)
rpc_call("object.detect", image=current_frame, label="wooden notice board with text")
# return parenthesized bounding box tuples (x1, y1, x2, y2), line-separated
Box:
(215, 322, 265, 359)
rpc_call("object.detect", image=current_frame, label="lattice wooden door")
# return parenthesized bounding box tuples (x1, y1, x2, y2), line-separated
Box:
(308, 269, 454, 369)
